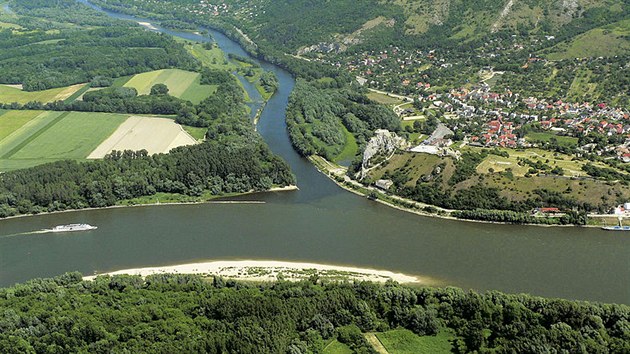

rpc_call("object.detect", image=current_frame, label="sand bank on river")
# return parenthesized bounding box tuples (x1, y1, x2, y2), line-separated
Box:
(84, 260, 426, 284)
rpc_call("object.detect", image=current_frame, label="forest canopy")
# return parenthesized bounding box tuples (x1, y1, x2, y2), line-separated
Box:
(0, 274, 628, 353)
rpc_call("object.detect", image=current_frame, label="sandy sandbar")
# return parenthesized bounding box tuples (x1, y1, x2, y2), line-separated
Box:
(84, 260, 427, 284)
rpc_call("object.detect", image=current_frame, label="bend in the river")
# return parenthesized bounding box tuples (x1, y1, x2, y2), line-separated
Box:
(0, 1, 628, 305)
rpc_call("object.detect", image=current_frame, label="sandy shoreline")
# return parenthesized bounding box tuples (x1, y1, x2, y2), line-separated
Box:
(84, 260, 427, 284)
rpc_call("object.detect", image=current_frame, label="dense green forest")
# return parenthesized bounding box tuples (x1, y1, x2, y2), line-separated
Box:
(0, 274, 628, 353)
(0, 26, 197, 91)
(0, 139, 294, 217)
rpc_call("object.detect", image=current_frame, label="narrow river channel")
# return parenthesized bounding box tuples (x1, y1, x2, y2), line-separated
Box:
(0, 1, 628, 304)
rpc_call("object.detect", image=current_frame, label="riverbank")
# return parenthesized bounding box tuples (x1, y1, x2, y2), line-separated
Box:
(0, 186, 298, 221)
(83, 260, 428, 284)
(308, 156, 608, 228)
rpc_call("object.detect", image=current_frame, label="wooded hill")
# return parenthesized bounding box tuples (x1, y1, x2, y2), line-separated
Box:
(0, 274, 628, 353)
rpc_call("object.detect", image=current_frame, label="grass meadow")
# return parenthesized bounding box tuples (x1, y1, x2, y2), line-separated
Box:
(0, 111, 127, 171)
(376, 329, 454, 354)
(322, 340, 352, 354)
(0, 83, 85, 104)
(123, 69, 216, 104)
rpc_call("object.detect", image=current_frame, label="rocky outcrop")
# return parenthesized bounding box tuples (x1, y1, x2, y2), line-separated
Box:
(297, 42, 346, 55)
(358, 129, 406, 180)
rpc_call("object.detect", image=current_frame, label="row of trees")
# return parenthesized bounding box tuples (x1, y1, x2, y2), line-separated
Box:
(451, 209, 588, 225)
(0, 274, 627, 353)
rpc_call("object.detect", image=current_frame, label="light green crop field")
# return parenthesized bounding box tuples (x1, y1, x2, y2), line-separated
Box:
(376, 329, 454, 354)
(9, 112, 127, 159)
(0, 111, 65, 156)
(0, 111, 127, 171)
(123, 69, 216, 104)
(0, 110, 44, 141)
(0, 83, 85, 104)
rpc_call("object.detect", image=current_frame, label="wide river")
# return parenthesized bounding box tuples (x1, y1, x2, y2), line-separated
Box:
(1, 1, 628, 304)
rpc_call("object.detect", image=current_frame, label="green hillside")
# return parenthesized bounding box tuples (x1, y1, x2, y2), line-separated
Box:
(221, 0, 629, 54)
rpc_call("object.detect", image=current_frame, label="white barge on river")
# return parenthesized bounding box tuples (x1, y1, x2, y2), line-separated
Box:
(48, 224, 97, 232)
(601, 226, 630, 231)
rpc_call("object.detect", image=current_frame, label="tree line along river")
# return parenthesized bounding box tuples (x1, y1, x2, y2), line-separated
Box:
(0, 1, 628, 305)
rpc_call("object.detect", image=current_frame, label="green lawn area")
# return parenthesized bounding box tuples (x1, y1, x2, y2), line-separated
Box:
(0, 84, 85, 104)
(376, 329, 454, 354)
(567, 69, 599, 101)
(322, 339, 353, 354)
(123, 69, 216, 104)
(182, 125, 208, 141)
(9, 112, 127, 160)
(185, 42, 237, 71)
(367, 91, 406, 106)
(369, 151, 450, 186)
(112, 75, 132, 87)
(334, 126, 358, 164)
(0, 110, 44, 141)
(525, 132, 578, 148)
(469, 147, 594, 177)
(0, 21, 20, 29)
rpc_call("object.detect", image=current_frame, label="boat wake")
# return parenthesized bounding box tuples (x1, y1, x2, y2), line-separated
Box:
(0, 230, 49, 239)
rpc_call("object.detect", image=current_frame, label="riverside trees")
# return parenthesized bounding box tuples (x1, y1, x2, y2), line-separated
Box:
(0, 274, 628, 353)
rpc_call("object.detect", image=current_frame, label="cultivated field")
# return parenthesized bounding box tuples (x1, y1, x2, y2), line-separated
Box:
(88, 116, 197, 158)
(0, 110, 45, 141)
(9, 112, 128, 160)
(0, 111, 127, 171)
(0, 83, 86, 104)
(0, 111, 198, 171)
(123, 69, 216, 104)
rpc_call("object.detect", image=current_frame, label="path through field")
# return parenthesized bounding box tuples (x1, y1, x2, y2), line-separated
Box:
(364, 333, 389, 354)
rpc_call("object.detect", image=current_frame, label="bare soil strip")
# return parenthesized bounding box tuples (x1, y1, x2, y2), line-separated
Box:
(364, 333, 389, 354)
